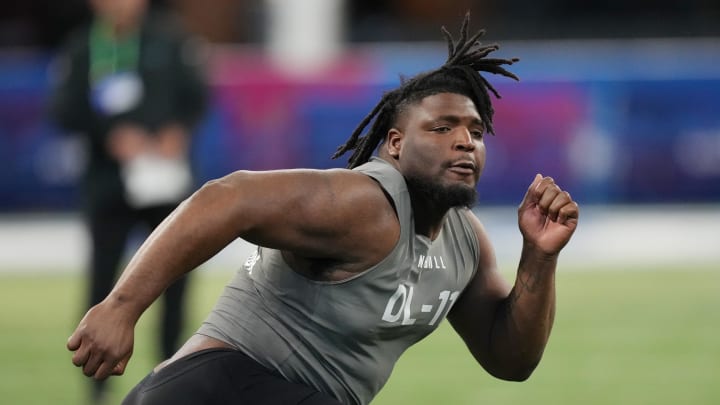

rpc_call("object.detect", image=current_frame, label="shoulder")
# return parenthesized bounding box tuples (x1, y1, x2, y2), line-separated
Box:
(314, 169, 401, 267)
(220, 167, 387, 199)
(215, 168, 396, 228)
(214, 168, 399, 264)
(58, 25, 91, 56)
(295, 168, 398, 227)
(142, 11, 195, 47)
(141, 12, 206, 67)
(353, 158, 406, 190)
(51, 26, 91, 81)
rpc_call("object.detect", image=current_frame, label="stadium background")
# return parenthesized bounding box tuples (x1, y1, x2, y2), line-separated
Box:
(0, 1, 718, 404)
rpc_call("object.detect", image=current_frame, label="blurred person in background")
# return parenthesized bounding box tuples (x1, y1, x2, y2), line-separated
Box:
(66, 14, 578, 405)
(48, 0, 208, 402)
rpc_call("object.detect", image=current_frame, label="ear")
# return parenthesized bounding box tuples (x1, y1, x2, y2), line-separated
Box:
(386, 128, 403, 159)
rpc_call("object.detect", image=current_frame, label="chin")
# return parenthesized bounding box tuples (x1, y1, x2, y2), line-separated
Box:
(445, 183, 477, 208)
(405, 172, 477, 209)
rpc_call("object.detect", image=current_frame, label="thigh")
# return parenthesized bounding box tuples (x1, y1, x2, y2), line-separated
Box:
(122, 349, 342, 405)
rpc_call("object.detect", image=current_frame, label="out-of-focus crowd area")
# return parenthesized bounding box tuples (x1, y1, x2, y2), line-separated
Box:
(1, 0, 719, 270)
(3, 0, 720, 47)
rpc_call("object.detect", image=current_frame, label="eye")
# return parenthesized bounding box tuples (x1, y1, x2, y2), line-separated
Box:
(471, 129, 484, 139)
(432, 126, 451, 134)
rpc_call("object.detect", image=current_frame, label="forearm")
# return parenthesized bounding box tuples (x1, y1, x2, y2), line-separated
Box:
(489, 244, 557, 379)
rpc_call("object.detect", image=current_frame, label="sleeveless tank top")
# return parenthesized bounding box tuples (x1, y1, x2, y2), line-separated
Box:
(197, 157, 480, 404)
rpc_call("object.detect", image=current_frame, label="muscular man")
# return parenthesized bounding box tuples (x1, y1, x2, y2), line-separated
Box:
(67, 14, 579, 405)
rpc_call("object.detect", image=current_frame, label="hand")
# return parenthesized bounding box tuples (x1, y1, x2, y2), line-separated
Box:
(518, 174, 579, 256)
(107, 123, 151, 162)
(67, 301, 136, 380)
(155, 123, 189, 159)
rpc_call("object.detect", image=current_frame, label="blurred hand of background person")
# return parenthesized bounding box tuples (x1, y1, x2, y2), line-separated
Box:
(106, 121, 191, 163)
(155, 123, 190, 159)
(106, 123, 152, 163)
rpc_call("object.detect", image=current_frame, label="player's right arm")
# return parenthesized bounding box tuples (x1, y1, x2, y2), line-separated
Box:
(67, 168, 398, 380)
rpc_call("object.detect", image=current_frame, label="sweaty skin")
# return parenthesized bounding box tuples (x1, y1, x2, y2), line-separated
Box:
(67, 92, 578, 386)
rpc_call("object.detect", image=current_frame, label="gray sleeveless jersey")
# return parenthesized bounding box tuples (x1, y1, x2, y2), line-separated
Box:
(197, 157, 480, 404)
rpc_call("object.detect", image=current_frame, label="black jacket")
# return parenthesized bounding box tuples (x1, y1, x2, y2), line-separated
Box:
(49, 12, 208, 214)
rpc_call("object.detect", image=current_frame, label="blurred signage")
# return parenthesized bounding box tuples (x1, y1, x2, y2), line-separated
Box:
(1, 41, 719, 211)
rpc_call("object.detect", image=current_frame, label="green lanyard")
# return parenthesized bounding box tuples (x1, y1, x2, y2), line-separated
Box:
(89, 19, 140, 85)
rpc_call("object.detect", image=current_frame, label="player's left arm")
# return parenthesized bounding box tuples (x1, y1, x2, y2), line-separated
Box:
(448, 174, 579, 381)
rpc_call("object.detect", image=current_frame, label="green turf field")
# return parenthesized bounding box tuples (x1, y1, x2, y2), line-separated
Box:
(1, 267, 718, 404)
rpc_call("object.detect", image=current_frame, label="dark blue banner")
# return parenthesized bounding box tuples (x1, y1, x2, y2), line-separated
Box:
(1, 40, 719, 211)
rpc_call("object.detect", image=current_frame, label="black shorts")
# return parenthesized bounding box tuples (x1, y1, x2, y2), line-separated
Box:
(122, 348, 343, 405)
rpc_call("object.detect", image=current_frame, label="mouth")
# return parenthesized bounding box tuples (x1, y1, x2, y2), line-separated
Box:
(447, 160, 478, 176)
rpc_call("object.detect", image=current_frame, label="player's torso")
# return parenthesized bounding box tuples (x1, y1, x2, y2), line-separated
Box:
(252, 212, 477, 343)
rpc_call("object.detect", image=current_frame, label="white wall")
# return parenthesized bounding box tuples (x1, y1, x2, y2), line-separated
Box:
(1, 205, 717, 274)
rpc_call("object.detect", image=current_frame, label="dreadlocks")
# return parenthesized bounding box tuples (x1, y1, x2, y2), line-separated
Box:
(332, 13, 519, 169)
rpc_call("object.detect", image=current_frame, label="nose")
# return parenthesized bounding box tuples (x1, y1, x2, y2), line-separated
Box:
(453, 128, 476, 152)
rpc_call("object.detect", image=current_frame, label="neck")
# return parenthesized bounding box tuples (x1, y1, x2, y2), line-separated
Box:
(408, 187, 450, 240)
(405, 176, 477, 239)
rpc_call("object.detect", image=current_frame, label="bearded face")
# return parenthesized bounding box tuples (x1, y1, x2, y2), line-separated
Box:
(387, 93, 486, 210)
(404, 170, 478, 210)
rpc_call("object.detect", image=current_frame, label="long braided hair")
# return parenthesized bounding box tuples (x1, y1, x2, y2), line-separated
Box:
(332, 13, 519, 169)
